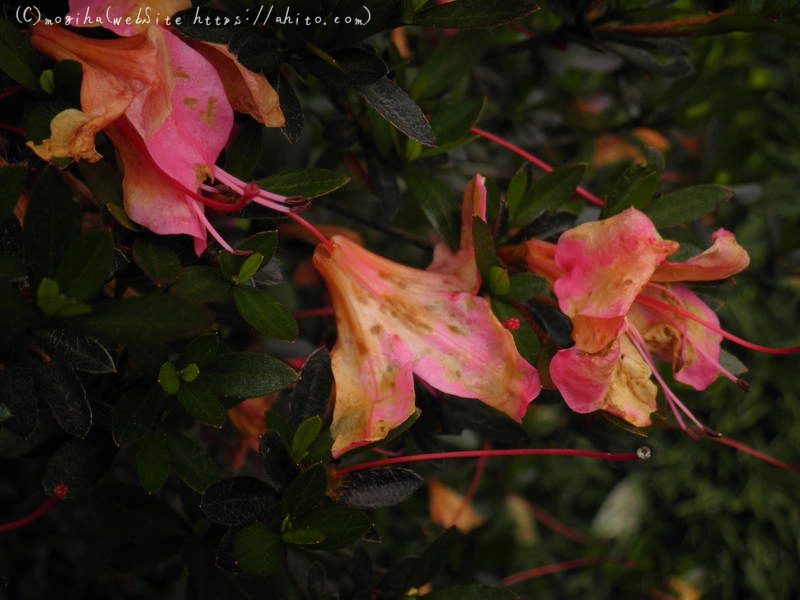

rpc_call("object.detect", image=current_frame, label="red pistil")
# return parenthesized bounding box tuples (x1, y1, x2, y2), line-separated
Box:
(501, 557, 632, 586)
(335, 447, 648, 475)
(0, 123, 25, 136)
(449, 442, 490, 528)
(502, 317, 521, 331)
(0, 84, 24, 101)
(469, 127, 605, 207)
(0, 484, 69, 533)
(635, 294, 800, 355)
(524, 502, 589, 544)
(710, 434, 800, 475)
(287, 212, 333, 251)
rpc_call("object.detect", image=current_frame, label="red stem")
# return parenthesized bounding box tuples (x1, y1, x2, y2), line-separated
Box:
(635, 294, 800, 355)
(711, 435, 800, 475)
(449, 442, 489, 527)
(0, 484, 69, 533)
(525, 502, 589, 544)
(470, 127, 605, 207)
(336, 448, 646, 475)
(502, 557, 632, 586)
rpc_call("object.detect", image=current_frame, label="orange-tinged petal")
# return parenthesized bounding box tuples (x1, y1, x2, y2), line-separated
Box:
(69, 0, 190, 36)
(429, 480, 485, 533)
(27, 108, 107, 162)
(182, 40, 285, 128)
(652, 229, 750, 282)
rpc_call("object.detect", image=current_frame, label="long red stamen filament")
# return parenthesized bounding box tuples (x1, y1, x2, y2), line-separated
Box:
(470, 127, 605, 207)
(525, 502, 588, 544)
(501, 557, 632, 586)
(711, 435, 800, 475)
(0, 484, 69, 532)
(0, 123, 25, 136)
(636, 294, 800, 355)
(449, 443, 490, 528)
(0, 84, 23, 101)
(336, 448, 646, 475)
(294, 307, 336, 319)
(287, 212, 334, 251)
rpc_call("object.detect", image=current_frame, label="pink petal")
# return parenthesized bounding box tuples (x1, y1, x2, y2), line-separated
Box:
(652, 229, 750, 283)
(68, 1, 190, 36)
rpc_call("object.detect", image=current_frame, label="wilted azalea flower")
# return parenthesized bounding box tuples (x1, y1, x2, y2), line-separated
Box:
(513, 207, 750, 430)
(314, 176, 541, 457)
(28, 2, 291, 255)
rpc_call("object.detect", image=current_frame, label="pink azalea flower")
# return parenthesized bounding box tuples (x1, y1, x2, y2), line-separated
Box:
(313, 176, 541, 457)
(28, 3, 289, 254)
(519, 208, 750, 429)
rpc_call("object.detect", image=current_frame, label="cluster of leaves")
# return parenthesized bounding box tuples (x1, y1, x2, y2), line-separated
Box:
(2, 0, 800, 598)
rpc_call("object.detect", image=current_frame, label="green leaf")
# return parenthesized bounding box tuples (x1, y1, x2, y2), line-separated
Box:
(605, 40, 694, 78)
(491, 300, 540, 366)
(290, 347, 333, 429)
(604, 150, 664, 217)
(201, 476, 279, 526)
(36, 277, 91, 317)
(233, 253, 264, 284)
(77, 160, 139, 231)
(281, 529, 326, 545)
(112, 387, 164, 446)
(168, 433, 222, 492)
(272, 71, 304, 143)
(472, 217, 496, 282)
(35, 329, 115, 374)
(204, 352, 298, 401)
(238, 231, 279, 262)
(0, 165, 25, 217)
(294, 506, 372, 550)
(422, 97, 484, 154)
(224, 120, 264, 180)
(488, 266, 511, 296)
(233, 285, 298, 340)
(24, 169, 81, 284)
(410, 31, 490, 100)
(646, 185, 735, 228)
(411, 0, 539, 29)
(0, 18, 41, 89)
(256, 169, 350, 199)
(233, 522, 284, 577)
(133, 236, 182, 285)
(357, 77, 436, 146)
(510, 164, 586, 227)
(1, 363, 38, 436)
(281, 464, 327, 517)
(336, 467, 424, 509)
(179, 363, 200, 382)
(408, 527, 461, 588)
(56, 231, 113, 300)
(35, 362, 91, 438)
(403, 169, 459, 250)
(305, 47, 388, 86)
(291, 416, 322, 462)
(171, 266, 231, 303)
(43, 434, 114, 499)
(525, 298, 573, 349)
(506, 168, 528, 214)
(181, 334, 220, 368)
(424, 584, 520, 600)
(500, 272, 548, 302)
(158, 362, 181, 395)
(177, 378, 226, 428)
(136, 430, 171, 494)
(69, 296, 214, 344)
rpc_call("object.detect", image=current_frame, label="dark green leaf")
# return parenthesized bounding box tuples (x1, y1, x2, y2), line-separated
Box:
(0, 165, 25, 217)
(259, 431, 298, 491)
(35, 362, 91, 438)
(290, 347, 333, 429)
(357, 77, 436, 146)
(605, 41, 694, 78)
(281, 464, 327, 516)
(291, 416, 322, 461)
(442, 396, 529, 444)
(510, 164, 586, 227)
(420, 98, 484, 157)
(411, 31, 490, 100)
(168, 433, 222, 492)
(112, 387, 164, 446)
(43, 434, 114, 499)
(238, 231, 279, 262)
(525, 298, 573, 349)
(646, 185, 735, 228)
(24, 169, 81, 284)
(0, 363, 38, 436)
(0, 18, 41, 89)
(306, 48, 388, 86)
(201, 477, 279, 526)
(171, 266, 232, 303)
(204, 352, 297, 401)
(181, 334, 220, 368)
(472, 217, 496, 282)
(281, 529, 326, 545)
(424, 584, 520, 600)
(177, 378, 226, 427)
(233, 522, 284, 577)
(294, 506, 372, 550)
(488, 265, 511, 296)
(412, 0, 539, 29)
(408, 527, 461, 588)
(225, 120, 264, 180)
(91, 483, 188, 541)
(256, 169, 350, 199)
(233, 286, 298, 340)
(336, 467, 424, 509)
(403, 169, 459, 249)
(69, 296, 214, 343)
(272, 71, 304, 143)
(506, 168, 528, 214)
(504, 211, 578, 245)
(604, 156, 663, 217)
(265, 410, 293, 444)
(77, 160, 139, 231)
(35, 329, 115, 374)
(133, 236, 182, 285)
(500, 272, 548, 303)
(136, 430, 171, 494)
(491, 300, 541, 366)
(56, 231, 113, 300)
